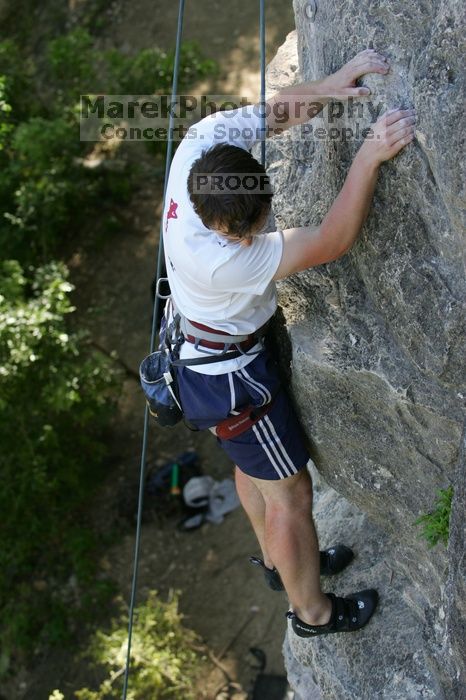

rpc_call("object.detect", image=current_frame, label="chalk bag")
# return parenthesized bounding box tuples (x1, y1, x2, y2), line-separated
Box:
(139, 350, 183, 427)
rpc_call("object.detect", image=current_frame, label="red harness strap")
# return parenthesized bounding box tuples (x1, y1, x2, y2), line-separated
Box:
(185, 318, 269, 351)
(212, 398, 275, 441)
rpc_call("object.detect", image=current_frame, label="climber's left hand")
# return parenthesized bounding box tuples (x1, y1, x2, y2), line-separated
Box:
(265, 49, 390, 132)
(323, 49, 390, 97)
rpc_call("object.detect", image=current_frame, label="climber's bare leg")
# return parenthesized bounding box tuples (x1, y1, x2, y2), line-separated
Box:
(235, 466, 273, 569)
(249, 468, 332, 626)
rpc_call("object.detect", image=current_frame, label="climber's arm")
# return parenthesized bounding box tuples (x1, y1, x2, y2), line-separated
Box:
(273, 108, 416, 279)
(265, 49, 389, 133)
(273, 156, 379, 276)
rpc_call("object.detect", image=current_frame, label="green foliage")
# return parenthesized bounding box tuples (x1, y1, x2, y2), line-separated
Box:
(0, 70, 130, 262)
(2, 115, 103, 261)
(0, 39, 36, 120)
(105, 42, 217, 95)
(47, 28, 96, 104)
(0, 260, 120, 659)
(47, 28, 217, 99)
(45, 28, 217, 108)
(0, 75, 14, 204)
(0, 76, 13, 149)
(414, 486, 453, 547)
(49, 592, 205, 700)
(0, 26, 217, 669)
(0, 31, 217, 262)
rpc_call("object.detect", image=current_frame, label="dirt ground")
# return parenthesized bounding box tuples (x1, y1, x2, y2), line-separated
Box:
(8, 2, 298, 698)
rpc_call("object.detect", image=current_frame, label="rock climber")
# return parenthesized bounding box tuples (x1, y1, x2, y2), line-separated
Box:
(161, 48, 416, 637)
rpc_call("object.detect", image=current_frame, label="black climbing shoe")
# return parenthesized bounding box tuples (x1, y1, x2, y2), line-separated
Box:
(249, 556, 285, 591)
(249, 544, 354, 592)
(287, 589, 379, 637)
(319, 544, 354, 575)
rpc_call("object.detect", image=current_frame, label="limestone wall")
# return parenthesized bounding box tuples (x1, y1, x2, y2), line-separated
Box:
(263, 2, 465, 697)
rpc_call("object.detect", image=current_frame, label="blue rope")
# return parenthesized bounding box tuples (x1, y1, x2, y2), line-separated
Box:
(121, 1, 267, 696)
(121, 2, 186, 698)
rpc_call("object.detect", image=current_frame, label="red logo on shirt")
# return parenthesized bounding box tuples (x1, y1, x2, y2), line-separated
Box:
(165, 198, 178, 232)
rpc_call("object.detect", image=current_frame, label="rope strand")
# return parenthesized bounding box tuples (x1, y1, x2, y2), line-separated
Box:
(121, 2, 186, 697)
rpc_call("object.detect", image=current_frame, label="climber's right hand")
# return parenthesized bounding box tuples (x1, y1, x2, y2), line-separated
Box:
(359, 108, 416, 165)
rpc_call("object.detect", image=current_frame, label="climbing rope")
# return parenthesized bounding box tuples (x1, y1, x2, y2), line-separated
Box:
(121, 1, 186, 696)
(121, 1, 266, 697)
(260, 0, 266, 166)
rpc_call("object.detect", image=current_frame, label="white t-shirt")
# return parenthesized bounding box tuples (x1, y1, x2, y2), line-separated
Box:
(162, 105, 284, 374)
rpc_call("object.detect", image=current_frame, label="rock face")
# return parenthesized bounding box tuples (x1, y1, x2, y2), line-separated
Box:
(262, 1, 465, 697)
(283, 464, 450, 700)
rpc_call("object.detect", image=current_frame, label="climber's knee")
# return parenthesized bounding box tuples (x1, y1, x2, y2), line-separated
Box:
(251, 468, 314, 515)
(285, 469, 314, 514)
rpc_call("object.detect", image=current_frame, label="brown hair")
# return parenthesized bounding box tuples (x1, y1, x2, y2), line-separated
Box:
(187, 143, 273, 238)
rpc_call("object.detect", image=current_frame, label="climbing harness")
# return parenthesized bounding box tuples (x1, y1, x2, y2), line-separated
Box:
(178, 310, 269, 354)
(139, 297, 273, 432)
(122, 0, 267, 696)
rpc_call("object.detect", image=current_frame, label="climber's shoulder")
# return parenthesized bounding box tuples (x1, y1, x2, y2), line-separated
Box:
(273, 225, 349, 280)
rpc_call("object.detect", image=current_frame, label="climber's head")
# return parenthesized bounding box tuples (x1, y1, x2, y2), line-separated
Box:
(188, 143, 273, 246)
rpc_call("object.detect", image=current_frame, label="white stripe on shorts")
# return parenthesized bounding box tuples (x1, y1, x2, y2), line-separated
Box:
(252, 423, 286, 478)
(256, 419, 295, 478)
(238, 368, 271, 406)
(263, 414, 298, 475)
(228, 372, 238, 414)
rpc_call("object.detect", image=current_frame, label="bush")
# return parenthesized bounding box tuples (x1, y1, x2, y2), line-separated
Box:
(47, 28, 96, 105)
(49, 591, 205, 700)
(0, 75, 14, 206)
(105, 42, 217, 95)
(414, 486, 453, 547)
(2, 116, 97, 261)
(0, 31, 217, 263)
(0, 75, 129, 263)
(0, 39, 37, 120)
(47, 28, 217, 99)
(0, 260, 120, 660)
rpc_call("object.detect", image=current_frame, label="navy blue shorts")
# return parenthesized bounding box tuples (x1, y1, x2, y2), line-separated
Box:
(176, 351, 310, 481)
